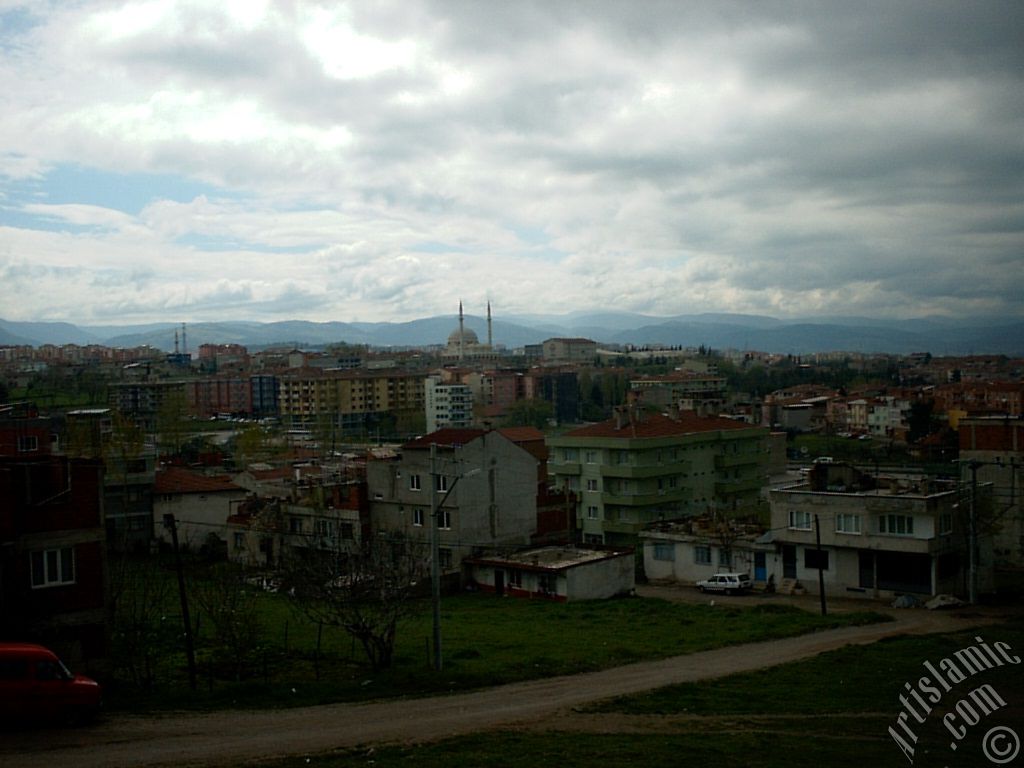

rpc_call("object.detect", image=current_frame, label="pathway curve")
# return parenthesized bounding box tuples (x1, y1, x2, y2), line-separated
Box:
(0, 605, 993, 768)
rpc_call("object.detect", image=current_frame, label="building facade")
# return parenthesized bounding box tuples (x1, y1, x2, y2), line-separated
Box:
(548, 407, 769, 546)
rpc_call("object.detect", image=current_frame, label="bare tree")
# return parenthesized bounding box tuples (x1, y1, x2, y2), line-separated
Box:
(189, 562, 263, 680)
(286, 533, 429, 671)
(109, 555, 176, 691)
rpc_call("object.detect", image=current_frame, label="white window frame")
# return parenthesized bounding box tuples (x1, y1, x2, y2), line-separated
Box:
(413, 508, 425, 527)
(409, 473, 422, 491)
(586, 478, 599, 492)
(17, 435, 38, 452)
(879, 514, 914, 536)
(694, 545, 712, 565)
(788, 509, 812, 530)
(435, 474, 448, 493)
(586, 505, 599, 520)
(438, 509, 452, 529)
(30, 547, 76, 588)
(835, 513, 862, 535)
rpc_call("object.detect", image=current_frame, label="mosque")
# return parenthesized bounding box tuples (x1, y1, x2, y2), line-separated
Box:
(441, 301, 503, 363)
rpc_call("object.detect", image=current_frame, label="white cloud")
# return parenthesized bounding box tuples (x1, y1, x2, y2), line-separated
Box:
(0, 0, 1020, 325)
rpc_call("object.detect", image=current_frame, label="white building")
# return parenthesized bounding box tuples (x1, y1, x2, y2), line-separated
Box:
(463, 546, 635, 602)
(425, 375, 474, 432)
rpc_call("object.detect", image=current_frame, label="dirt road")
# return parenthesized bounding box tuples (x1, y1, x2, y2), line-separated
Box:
(0, 604, 992, 768)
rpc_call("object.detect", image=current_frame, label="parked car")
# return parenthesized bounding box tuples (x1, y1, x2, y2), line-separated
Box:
(696, 572, 753, 594)
(0, 643, 102, 725)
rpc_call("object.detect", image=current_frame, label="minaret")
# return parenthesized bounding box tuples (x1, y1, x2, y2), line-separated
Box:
(458, 301, 465, 362)
(487, 300, 493, 348)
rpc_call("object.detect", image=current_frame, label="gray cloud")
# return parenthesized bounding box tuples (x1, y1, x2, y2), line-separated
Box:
(0, 0, 1020, 324)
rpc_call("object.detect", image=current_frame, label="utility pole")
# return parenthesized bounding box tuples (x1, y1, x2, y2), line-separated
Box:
(429, 443, 442, 671)
(163, 513, 197, 690)
(428, 444, 480, 672)
(814, 514, 827, 616)
(968, 460, 979, 605)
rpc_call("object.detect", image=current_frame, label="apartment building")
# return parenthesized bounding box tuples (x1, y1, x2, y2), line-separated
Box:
(277, 368, 426, 432)
(425, 375, 474, 432)
(769, 463, 986, 598)
(0, 410, 109, 670)
(547, 406, 769, 546)
(366, 428, 538, 573)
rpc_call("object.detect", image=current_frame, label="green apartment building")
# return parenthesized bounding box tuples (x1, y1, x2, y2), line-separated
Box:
(548, 408, 769, 545)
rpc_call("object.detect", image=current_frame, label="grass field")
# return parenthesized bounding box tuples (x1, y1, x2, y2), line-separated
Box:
(259, 618, 1024, 768)
(107, 579, 886, 712)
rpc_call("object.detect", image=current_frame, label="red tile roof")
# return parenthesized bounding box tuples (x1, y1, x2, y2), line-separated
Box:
(497, 427, 545, 442)
(155, 466, 243, 494)
(561, 411, 756, 440)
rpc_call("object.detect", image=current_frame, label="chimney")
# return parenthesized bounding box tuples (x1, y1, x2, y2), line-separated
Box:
(613, 406, 627, 430)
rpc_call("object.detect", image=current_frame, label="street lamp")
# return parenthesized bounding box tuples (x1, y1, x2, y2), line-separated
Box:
(429, 443, 480, 671)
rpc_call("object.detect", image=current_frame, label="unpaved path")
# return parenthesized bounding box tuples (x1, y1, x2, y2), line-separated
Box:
(0, 603, 995, 768)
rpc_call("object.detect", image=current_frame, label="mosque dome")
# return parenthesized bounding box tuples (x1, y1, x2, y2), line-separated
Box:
(447, 327, 479, 346)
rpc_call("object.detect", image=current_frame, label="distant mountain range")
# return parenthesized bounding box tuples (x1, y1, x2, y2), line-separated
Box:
(1, 313, 1022, 357)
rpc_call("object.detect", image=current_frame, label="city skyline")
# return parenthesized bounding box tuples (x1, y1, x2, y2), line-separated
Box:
(1, 2, 1022, 325)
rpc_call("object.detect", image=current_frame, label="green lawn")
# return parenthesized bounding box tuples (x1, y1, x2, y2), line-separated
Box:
(106, 585, 886, 712)
(256, 618, 1023, 768)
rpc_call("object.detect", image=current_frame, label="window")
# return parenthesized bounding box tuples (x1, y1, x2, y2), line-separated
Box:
(718, 548, 732, 567)
(413, 508, 425, 526)
(340, 523, 354, 540)
(409, 474, 422, 491)
(835, 513, 862, 534)
(438, 548, 453, 569)
(30, 548, 75, 588)
(653, 542, 675, 562)
(879, 514, 914, 536)
(587, 505, 599, 519)
(586, 478, 599, 492)
(805, 549, 830, 570)
(562, 448, 578, 462)
(289, 517, 302, 533)
(16, 435, 38, 452)
(233, 532, 246, 549)
(694, 545, 712, 565)
(314, 519, 331, 537)
(939, 513, 953, 535)
(788, 510, 812, 530)
(435, 474, 448, 493)
(438, 509, 452, 529)
(585, 450, 597, 464)
(508, 569, 523, 587)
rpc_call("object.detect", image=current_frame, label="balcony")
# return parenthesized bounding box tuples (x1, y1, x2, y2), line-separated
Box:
(714, 453, 762, 470)
(602, 488, 690, 506)
(715, 476, 766, 495)
(551, 461, 582, 476)
(600, 460, 690, 479)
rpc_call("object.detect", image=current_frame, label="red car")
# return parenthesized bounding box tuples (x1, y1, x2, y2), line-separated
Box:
(0, 643, 102, 725)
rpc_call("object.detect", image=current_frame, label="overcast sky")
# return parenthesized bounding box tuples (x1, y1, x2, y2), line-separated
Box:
(1, 1, 1022, 326)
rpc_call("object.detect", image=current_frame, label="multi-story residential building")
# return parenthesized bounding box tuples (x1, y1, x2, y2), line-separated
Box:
(630, 371, 728, 415)
(548, 405, 769, 546)
(366, 428, 538, 574)
(769, 463, 987, 598)
(66, 408, 156, 549)
(227, 481, 368, 569)
(425, 375, 474, 432)
(107, 380, 188, 431)
(184, 377, 254, 418)
(959, 416, 1024, 569)
(540, 337, 598, 364)
(277, 368, 426, 433)
(0, 410, 109, 671)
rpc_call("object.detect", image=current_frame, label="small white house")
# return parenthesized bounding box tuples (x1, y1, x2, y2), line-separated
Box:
(641, 517, 775, 587)
(463, 546, 635, 602)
